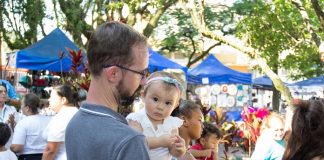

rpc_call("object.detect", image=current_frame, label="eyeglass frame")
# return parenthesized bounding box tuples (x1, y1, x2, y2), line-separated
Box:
(103, 64, 148, 80)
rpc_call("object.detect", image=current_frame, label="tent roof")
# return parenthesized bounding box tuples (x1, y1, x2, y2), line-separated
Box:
(148, 49, 187, 72)
(253, 75, 273, 90)
(288, 76, 324, 87)
(16, 28, 85, 72)
(188, 54, 252, 84)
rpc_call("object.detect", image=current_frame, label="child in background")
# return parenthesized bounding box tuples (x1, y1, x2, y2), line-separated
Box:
(251, 112, 285, 160)
(190, 122, 222, 160)
(0, 122, 17, 160)
(172, 100, 204, 160)
(127, 71, 186, 160)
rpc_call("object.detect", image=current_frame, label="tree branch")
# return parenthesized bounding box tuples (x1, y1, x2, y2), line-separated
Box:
(310, 0, 324, 31)
(291, 0, 321, 47)
(143, 0, 176, 37)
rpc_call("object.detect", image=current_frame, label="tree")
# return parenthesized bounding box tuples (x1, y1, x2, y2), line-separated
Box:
(232, 0, 324, 110)
(0, 0, 46, 50)
(155, 3, 236, 67)
(53, 0, 178, 47)
(0, 0, 178, 49)
(182, 0, 293, 109)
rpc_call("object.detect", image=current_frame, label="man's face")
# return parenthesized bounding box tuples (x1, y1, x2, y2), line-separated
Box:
(117, 44, 148, 106)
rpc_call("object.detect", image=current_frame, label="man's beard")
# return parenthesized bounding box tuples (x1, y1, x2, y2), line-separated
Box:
(116, 80, 141, 116)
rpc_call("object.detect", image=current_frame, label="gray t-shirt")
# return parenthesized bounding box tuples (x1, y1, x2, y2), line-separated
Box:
(65, 102, 150, 160)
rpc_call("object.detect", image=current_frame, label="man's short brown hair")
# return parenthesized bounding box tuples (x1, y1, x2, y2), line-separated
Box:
(87, 22, 147, 76)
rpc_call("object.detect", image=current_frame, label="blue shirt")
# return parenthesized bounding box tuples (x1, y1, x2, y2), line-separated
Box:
(65, 102, 150, 160)
(251, 132, 285, 160)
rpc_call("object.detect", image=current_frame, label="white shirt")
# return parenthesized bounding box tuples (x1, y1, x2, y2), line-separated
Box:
(0, 149, 17, 160)
(12, 114, 52, 155)
(43, 107, 78, 160)
(0, 104, 18, 123)
(126, 108, 183, 160)
(0, 104, 18, 149)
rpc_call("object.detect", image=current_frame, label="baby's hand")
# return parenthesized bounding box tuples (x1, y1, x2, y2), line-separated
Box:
(159, 134, 177, 148)
(170, 135, 186, 157)
(128, 120, 143, 133)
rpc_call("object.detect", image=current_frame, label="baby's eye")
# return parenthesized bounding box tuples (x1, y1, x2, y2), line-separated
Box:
(153, 97, 158, 102)
(165, 101, 172, 106)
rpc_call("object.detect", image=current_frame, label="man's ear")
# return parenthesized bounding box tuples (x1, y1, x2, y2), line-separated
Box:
(104, 66, 121, 83)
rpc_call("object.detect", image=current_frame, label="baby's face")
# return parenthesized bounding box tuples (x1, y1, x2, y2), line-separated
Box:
(202, 134, 219, 150)
(269, 118, 285, 141)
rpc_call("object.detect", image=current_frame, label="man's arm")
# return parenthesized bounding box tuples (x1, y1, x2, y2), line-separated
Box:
(115, 135, 150, 160)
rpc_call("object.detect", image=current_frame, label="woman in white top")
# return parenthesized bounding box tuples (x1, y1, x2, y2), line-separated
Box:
(11, 93, 52, 160)
(0, 83, 18, 149)
(42, 85, 78, 160)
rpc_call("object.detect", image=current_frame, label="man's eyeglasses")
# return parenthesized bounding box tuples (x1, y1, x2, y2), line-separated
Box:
(104, 64, 148, 80)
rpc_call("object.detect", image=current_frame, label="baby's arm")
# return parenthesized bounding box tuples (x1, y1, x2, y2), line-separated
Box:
(128, 120, 143, 133)
(147, 134, 175, 149)
(169, 129, 186, 157)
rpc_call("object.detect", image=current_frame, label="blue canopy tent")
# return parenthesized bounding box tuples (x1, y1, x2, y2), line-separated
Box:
(253, 76, 273, 90)
(148, 49, 187, 73)
(288, 76, 324, 87)
(16, 28, 86, 72)
(188, 54, 252, 84)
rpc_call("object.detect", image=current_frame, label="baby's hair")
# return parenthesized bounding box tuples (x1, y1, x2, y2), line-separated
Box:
(0, 122, 11, 146)
(201, 122, 222, 139)
(143, 71, 183, 98)
(260, 112, 284, 132)
(172, 99, 201, 118)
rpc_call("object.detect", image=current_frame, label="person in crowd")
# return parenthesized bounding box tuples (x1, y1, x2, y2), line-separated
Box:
(190, 122, 222, 160)
(10, 93, 52, 160)
(283, 98, 324, 160)
(172, 100, 204, 160)
(42, 85, 78, 160)
(0, 82, 18, 149)
(251, 112, 285, 160)
(65, 21, 150, 160)
(0, 122, 17, 160)
(126, 71, 186, 159)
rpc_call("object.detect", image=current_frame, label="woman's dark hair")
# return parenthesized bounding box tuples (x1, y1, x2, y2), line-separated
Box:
(23, 93, 40, 114)
(283, 99, 324, 160)
(172, 99, 201, 118)
(0, 122, 11, 146)
(201, 122, 222, 139)
(53, 85, 77, 106)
